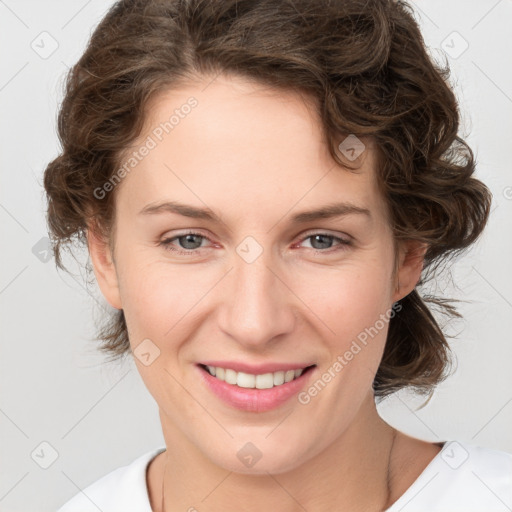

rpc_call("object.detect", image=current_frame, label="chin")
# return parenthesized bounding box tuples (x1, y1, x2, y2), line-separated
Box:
(206, 439, 308, 476)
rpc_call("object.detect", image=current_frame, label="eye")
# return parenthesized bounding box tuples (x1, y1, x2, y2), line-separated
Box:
(296, 232, 352, 252)
(159, 230, 352, 256)
(159, 231, 212, 255)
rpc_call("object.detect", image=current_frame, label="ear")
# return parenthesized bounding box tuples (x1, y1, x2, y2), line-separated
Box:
(87, 225, 122, 310)
(392, 240, 427, 302)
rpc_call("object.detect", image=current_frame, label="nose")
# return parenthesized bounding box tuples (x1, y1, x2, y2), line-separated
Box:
(217, 249, 296, 350)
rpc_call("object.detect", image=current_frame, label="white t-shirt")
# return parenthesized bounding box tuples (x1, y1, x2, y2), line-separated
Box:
(56, 440, 512, 511)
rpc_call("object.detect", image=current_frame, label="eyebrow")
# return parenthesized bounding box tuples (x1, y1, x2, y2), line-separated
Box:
(138, 200, 372, 224)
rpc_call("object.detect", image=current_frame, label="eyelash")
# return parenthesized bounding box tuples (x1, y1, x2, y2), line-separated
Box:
(159, 230, 352, 256)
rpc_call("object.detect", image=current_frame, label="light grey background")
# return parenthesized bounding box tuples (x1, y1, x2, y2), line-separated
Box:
(1, 1, 511, 511)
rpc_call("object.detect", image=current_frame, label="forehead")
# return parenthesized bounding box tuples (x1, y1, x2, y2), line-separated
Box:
(114, 74, 386, 224)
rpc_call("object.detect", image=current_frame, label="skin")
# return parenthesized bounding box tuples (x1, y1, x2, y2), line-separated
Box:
(88, 74, 442, 511)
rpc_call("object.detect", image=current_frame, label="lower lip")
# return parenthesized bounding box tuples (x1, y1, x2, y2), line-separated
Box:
(197, 364, 316, 413)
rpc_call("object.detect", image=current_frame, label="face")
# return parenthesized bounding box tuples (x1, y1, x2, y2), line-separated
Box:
(89, 74, 423, 475)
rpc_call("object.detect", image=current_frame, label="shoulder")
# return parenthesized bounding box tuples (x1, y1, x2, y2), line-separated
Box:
(387, 440, 512, 512)
(56, 446, 166, 512)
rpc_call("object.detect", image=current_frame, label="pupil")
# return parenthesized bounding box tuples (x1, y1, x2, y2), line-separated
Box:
(180, 234, 202, 249)
(312, 234, 331, 250)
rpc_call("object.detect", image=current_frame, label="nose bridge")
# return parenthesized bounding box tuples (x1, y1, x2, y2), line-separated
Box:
(218, 242, 295, 346)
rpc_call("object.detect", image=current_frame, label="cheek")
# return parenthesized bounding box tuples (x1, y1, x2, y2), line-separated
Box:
(117, 238, 395, 353)
(342, 274, 392, 340)
(117, 257, 211, 397)
(293, 258, 394, 397)
(117, 254, 216, 346)
(295, 260, 393, 336)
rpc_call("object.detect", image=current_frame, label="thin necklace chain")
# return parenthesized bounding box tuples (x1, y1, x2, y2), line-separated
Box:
(161, 453, 167, 512)
(161, 429, 397, 512)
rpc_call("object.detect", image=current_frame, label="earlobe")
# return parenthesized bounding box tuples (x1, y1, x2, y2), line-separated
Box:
(393, 241, 427, 302)
(87, 225, 122, 310)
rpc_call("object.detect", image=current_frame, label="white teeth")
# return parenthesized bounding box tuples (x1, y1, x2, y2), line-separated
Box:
(273, 371, 285, 386)
(285, 370, 295, 383)
(255, 373, 274, 389)
(225, 368, 237, 385)
(237, 372, 255, 388)
(204, 365, 308, 389)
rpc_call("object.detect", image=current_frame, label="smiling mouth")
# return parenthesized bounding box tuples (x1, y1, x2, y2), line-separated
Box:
(199, 364, 316, 390)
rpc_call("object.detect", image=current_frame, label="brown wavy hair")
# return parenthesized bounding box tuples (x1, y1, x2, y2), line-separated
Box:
(43, 0, 491, 399)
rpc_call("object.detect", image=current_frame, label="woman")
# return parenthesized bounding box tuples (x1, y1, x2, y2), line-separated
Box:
(45, 0, 511, 510)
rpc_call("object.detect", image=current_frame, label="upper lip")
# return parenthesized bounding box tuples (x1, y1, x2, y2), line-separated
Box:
(199, 361, 316, 375)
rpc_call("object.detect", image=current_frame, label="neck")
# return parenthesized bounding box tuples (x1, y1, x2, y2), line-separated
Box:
(157, 393, 399, 512)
